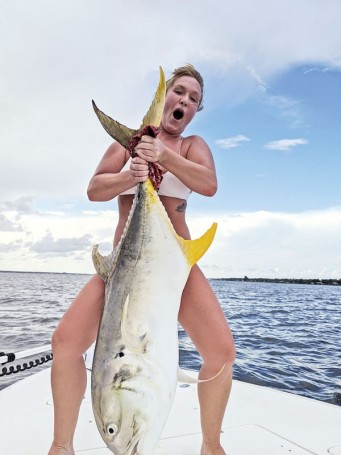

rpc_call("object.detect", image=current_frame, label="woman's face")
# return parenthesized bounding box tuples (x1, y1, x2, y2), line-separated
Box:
(161, 76, 202, 135)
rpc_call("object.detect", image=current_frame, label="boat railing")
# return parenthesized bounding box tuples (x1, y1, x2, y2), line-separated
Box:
(0, 344, 52, 377)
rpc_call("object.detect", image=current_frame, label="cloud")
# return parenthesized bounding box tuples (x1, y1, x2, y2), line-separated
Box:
(215, 135, 250, 149)
(303, 66, 335, 74)
(186, 207, 341, 279)
(262, 94, 306, 128)
(0, 197, 36, 213)
(0, 0, 340, 201)
(0, 203, 340, 278)
(0, 240, 23, 253)
(0, 213, 23, 232)
(264, 138, 308, 151)
(0, 1, 340, 277)
(30, 231, 92, 255)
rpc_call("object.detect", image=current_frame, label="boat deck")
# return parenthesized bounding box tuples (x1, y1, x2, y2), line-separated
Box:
(0, 365, 340, 454)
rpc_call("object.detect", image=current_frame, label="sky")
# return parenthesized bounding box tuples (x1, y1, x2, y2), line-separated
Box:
(1, 0, 341, 279)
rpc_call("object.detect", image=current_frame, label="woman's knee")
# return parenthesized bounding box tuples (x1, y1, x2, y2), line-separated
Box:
(51, 275, 104, 359)
(221, 339, 236, 367)
(51, 323, 83, 359)
(201, 335, 236, 372)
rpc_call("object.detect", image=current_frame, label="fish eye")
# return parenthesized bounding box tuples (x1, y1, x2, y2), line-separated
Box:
(106, 423, 118, 436)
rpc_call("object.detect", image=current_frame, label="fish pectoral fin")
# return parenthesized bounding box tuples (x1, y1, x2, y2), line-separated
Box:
(121, 295, 150, 354)
(140, 66, 166, 129)
(177, 364, 226, 384)
(177, 223, 218, 267)
(92, 100, 137, 148)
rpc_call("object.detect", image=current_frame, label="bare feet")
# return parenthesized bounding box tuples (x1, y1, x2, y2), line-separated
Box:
(48, 444, 75, 455)
(201, 442, 226, 455)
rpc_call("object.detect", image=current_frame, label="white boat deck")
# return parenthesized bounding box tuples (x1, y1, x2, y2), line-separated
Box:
(0, 365, 340, 455)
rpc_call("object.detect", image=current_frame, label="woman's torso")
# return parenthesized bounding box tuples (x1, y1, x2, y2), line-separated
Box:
(114, 136, 191, 246)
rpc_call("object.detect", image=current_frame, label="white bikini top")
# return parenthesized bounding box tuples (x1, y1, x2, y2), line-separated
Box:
(119, 138, 192, 201)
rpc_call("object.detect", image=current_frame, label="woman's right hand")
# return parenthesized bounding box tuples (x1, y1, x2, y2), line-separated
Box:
(130, 156, 149, 183)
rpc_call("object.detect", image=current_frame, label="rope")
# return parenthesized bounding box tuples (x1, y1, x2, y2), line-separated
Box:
(0, 353, 53, 377)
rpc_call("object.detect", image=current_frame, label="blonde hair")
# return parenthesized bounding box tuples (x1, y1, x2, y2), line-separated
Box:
(166, 64, 204, 111)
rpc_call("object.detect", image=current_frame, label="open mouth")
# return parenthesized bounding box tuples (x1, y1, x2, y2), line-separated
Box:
(173, 108, 184, 120)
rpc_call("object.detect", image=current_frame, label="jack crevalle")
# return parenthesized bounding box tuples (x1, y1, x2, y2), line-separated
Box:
(91, 67, 218, 455)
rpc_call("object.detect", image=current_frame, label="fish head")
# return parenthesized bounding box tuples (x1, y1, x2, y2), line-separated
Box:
(93, 363, 168, 455)
(97, 392, 146, 454)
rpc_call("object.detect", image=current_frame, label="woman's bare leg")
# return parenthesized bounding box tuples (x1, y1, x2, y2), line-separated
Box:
(179, 265, 236, 455)
(48, 275, 105, 455)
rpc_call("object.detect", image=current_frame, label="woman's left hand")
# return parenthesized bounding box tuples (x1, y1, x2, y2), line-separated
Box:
(134, 136, 166, 164)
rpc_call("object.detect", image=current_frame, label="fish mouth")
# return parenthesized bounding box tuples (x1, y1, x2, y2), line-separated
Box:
(123, 432, 143, 455)
(173, 108, 184, 120)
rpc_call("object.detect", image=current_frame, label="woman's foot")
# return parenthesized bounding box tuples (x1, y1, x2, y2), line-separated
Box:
(201, 442, 226, 455)
(48, 443, 75, 455)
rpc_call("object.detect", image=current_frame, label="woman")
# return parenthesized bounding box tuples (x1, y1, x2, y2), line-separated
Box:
(49, 64, 236, 455)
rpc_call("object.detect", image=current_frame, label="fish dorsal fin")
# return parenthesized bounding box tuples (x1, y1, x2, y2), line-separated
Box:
(177, 364, 226, 384)
(177, 223, 217, 266)
(140, 66, 166, 129)
(92, 100, 137, 148)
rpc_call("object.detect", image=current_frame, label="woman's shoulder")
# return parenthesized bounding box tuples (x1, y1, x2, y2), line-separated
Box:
(182, 135, 211, 159)
(183, 134, 210, 149)
(94, 141, 129, 175)
(183, 134, 206, 143)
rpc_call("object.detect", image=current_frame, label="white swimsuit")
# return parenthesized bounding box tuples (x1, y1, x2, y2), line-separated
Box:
(119, 139, 191, 201)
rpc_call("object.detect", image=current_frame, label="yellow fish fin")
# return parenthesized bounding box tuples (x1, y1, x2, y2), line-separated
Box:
(177, 223, 217, 267)
(140, 66, 166, 129)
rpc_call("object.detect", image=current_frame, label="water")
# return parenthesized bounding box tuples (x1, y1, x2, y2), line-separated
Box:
(0, 271, 340, 405)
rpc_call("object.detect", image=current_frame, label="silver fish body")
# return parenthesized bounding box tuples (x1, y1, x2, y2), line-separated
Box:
(91, 66, 217, 454)
(91, 180, 216, 454)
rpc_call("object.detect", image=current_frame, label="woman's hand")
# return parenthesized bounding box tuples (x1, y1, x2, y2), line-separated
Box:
(134, 136, 166, 163)
(129, 156, 149, 183)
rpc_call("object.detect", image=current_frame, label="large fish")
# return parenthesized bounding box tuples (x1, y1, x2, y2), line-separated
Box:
(91, 67, 218, 455)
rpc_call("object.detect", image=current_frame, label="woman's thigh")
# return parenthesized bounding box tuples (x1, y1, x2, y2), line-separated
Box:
(178, 265, 235, 368)
(52, 274, 105, 356)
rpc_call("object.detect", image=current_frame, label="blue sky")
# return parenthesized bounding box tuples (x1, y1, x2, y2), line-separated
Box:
(1, 0, 341, 278)
(190, 65, 341, 214)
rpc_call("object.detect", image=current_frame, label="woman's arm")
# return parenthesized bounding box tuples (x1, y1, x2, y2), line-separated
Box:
(134, 135, 217, 196)
(87, 142, 148, 201)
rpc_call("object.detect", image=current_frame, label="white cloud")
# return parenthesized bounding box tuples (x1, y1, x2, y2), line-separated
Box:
(189, 207, 341, 279)
(0, 1, 340, 277)
(0, 213, 22, 232)
(265, 138, 308, 152)
(1, 204, 340, 279)
(215, 135, 250, 149)
(30, 231, 92, 255)
(0, 0, 340, 201)
(262, 94, 306, 128)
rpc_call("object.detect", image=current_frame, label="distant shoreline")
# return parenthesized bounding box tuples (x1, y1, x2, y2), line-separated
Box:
(215, 277, 341, 286)
(0, 270, 340, 285)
